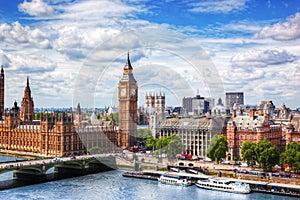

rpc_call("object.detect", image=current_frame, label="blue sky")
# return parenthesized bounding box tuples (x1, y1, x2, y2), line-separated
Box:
(0, 0, 299, 109)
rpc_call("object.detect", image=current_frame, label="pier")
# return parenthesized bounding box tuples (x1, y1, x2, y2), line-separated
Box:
(122, 170, 300, 197)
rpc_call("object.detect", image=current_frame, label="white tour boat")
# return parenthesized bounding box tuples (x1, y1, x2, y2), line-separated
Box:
(158, 173, 192, 186)
(195, 178, 251, 194)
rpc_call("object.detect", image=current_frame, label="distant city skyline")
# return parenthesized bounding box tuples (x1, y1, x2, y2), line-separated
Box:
(0, 0, 299, 109)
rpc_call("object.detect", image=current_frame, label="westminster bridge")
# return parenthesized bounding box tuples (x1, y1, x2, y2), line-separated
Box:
(0, 154, 117, 189)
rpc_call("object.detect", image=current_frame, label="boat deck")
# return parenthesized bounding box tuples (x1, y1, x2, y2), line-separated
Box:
(122, 170, 300, 197)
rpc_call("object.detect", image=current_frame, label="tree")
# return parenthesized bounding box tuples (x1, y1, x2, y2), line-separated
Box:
(137, 128, 152, 139)
(241, 141, 257, 166)
(156, 136, 169, 155)
(207, 134, 228, 162)
(280, 142, 300, 171)
(146, 137, 157, 152)
(89, 146, 102, 154)
(146, 135, 183, 160)
(294, 152, 300, 172)
(165, 134, 183, 160)
(255, 139, 279, 172)
(207, 135, 218, 161)
(112, 113, 119, 125)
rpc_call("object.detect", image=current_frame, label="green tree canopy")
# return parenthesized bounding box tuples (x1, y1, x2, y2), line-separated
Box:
(89, 146, 102, 154)
(166, 134, 183, 159)
(280, 142, 300, 171)
(207, 134, 228, 162)
(255, 139, 279, 171)
(146, 136, 157, 151)
(241, 141, 257, 166)
(137, 128, 152, 139)
(146, 135, 182, 159)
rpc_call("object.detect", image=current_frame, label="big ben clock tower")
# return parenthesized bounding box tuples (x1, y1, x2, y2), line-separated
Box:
(118, 52, 138, 149)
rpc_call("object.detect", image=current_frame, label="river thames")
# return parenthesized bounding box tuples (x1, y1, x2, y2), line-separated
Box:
(0, 156, 298, 200)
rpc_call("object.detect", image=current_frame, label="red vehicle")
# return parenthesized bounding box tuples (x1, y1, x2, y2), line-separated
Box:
(178, 154, 192, 160)
(128, 146, 139, 152)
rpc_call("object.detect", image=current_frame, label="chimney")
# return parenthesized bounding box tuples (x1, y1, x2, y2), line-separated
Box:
(232, 109, 236, 118)
(250, 109, 255, 119)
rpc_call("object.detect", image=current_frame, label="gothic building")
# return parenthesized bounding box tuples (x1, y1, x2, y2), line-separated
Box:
(20, 77, 34, 122)
(145, 92, 165, 114)
(118, 52, 138, 149)
(0, 53, 139, 156)
(0, 72, 86, 156)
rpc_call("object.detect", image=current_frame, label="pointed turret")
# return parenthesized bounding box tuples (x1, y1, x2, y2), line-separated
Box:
(24, 76, 31, 97)
(76, 103, 81, 115)
(122, 51, 134, 76)
(21, 76, 34, 122)
(124, 51, 133, 70)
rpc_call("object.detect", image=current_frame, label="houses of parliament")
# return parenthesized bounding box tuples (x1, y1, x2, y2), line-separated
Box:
(0, 53, 138, 157)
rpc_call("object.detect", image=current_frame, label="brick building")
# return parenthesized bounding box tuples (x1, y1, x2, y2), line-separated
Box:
(285, 114, 300, 144)
(226, 109, 283, 161)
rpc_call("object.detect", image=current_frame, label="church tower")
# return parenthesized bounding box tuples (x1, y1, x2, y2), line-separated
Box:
(155, 92, 165, 114)
(0, 66, 4, 119)
(118, 52, 138, 149)
(21, 77, 34, 122)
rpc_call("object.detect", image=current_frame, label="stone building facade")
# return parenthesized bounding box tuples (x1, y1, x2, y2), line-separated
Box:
(158, 114, 228, 158)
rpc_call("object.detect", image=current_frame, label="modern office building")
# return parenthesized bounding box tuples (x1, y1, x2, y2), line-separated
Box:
(225, 92, 244, 109)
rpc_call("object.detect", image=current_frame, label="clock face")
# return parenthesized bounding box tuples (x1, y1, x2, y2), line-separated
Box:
(121, 88, 126, 96)
(131, 89, 136, 96)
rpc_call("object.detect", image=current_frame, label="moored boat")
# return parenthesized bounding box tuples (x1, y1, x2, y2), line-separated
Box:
(195, 178, 251, 194)
(158, 173, 192, 186)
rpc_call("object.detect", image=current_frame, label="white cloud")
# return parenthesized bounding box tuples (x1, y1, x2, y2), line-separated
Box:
(18, 0, 54, 17)
(53, 26, 122, 59)
(254, 12, 300, 40)
(0, 21, 50, 49)
(1, 0, 299, 109)
(0, 50, 11, 68)
(188, 0, 249, 14)
(223, 67, 265, 85)
(231, 48, 297, 68)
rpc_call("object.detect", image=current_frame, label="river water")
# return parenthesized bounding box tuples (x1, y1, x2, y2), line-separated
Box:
(0, 156, 297, 200)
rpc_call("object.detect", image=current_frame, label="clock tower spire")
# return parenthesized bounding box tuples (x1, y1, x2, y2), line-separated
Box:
(118, 52, 138, 149)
